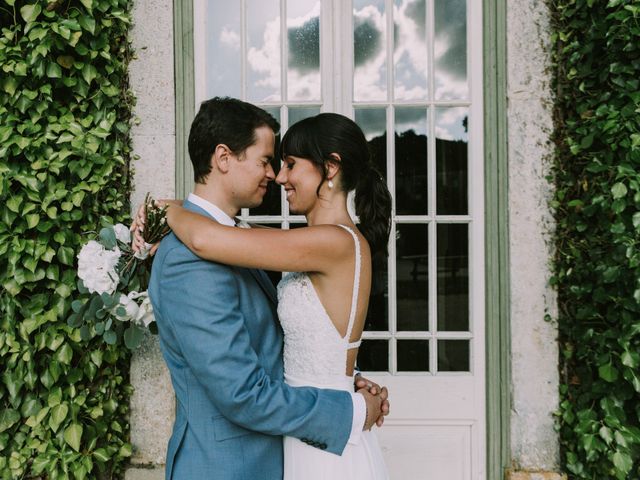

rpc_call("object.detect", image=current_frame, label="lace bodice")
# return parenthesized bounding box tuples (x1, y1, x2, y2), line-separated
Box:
(277, 225, 362, 378)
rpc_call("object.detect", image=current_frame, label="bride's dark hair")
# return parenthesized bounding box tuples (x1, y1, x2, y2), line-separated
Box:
(280, 113, 392, 255)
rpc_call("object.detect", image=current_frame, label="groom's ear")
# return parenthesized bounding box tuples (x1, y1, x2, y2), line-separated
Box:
(212, 144, 232, 173)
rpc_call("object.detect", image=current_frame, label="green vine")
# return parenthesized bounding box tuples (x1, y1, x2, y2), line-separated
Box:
(553, 0, 640, 478)
(0, 0, 134, 478)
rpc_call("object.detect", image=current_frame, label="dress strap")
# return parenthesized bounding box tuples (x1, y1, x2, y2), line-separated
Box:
(337, 225, 362, 349)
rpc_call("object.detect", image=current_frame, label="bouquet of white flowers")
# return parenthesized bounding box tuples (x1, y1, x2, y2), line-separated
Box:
(68, 194, 170, 349)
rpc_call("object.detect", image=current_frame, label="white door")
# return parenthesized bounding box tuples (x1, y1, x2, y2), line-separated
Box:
(194, 1, 485, 478)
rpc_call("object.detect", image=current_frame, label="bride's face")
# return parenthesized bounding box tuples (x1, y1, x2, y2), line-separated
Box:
(276, 155, 323, 214)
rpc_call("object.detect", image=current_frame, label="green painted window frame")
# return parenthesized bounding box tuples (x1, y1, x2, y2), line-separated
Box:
(173, 0, 510, 477)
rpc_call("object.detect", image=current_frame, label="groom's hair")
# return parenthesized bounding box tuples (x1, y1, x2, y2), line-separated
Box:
(188, 97, 280, 183)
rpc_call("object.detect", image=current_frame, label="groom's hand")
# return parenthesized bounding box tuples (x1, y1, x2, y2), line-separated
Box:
(357, 388, 383, 431)
(355, 376, 390, 427)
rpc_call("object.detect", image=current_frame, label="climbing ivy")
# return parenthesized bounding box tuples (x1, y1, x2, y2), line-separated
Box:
(0, 0, 134, 478)
(552, 0, 640, 478)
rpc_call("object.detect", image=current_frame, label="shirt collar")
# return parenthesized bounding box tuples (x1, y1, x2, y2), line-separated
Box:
(187, 193, 236, 227)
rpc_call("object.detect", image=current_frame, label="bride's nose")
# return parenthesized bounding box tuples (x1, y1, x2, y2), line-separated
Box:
(275, 168, 287, 185)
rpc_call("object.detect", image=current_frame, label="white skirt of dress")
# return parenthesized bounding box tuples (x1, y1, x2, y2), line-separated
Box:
(284, 373, 389, 480)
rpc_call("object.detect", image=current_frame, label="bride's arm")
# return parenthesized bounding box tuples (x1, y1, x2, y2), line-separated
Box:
(166, 205, 352, 273)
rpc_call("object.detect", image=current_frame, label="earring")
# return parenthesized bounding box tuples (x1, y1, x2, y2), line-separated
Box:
(328, 180, 334, 189)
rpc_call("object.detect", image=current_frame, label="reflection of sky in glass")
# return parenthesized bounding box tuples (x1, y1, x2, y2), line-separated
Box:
(395, 106, 427, 136)
(434, 0, 468, 100)
(435, 107, 468, 141)
(206, 2, 241, 98)
(394, 0, 427, 101)
(353, 0, 387, 101)
(288, 106, 321, 128)
(355, 107, 387, 141)
(287, 0, 321, 101)
(247, 0, 281, 102)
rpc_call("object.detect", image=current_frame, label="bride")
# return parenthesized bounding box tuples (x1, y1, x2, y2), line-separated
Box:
(140, 113, 391, 479)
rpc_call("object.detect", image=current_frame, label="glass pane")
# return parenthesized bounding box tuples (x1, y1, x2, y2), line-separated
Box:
(247, 0, 281, 102)
(287, 0, 321, 101)
(436, 107, 468, 215)
(395, 107, 428, 215)
(434, 0, 468, 100)
(353, 0, 387, 101)
(437, 223, 468, 331)
(288, 106, 321, 128)
(437, 339, 469, 372)
(396, 224, 428, 331)
(365, 251, 388, 331)
(250, 107, 281, 216)
(206, 2, 241, 97)
(397, 339, 429, 372)
(393, 0, 428, 100)
(355, 108, 387, 178)
(357, 340, 389, 372)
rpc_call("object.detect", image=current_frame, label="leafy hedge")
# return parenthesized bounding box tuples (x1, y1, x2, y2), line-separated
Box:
(553, 0, 640, 478)
(0, 0, 134, 478)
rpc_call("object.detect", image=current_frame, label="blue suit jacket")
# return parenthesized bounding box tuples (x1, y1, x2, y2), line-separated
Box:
(148, 200, 353, 479)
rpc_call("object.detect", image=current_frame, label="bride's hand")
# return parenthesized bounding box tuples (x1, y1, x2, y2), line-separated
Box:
(355, 375, 390, 427)
(130, 203, 161, 256)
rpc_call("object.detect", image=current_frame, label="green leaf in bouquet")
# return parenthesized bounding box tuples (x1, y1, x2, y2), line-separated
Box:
(148, 322, 159, 334)
(115, 306, 127, 317)
(79, 325, 91, 341)
(99, 226, 117, 250)
(86, 295, 103, 320)
(105, 318, 112, 330)
(124, 325, 143, 349)
(103, 330, 117, 345)
(95, 308, 107, 320)
(100, 292, 116, 308)
(95, 322, 105, 335)
(67, 313, 83, 328)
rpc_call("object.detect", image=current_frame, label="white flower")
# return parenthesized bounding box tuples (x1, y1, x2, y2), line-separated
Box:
(113, 223, 131, 244)
(114, 292, 140, 321)
(77, 240, 121, 295)
(133, 293, 155, 327)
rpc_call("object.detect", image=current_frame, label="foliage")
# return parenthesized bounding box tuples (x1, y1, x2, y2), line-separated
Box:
(552, 0, 640, 478)
(0, 0, 134, 478)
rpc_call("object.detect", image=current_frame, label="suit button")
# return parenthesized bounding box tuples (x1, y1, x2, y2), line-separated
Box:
(320, 443, 327, 450)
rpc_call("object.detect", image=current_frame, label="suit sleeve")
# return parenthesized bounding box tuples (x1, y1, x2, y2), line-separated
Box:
(155, 246, 354, 455)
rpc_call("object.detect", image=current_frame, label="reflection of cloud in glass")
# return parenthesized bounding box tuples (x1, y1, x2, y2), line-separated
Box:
(434, 0, 467, 99)
(353, 3, 387, 101)
(206, 3, 241, 98)
(220, 27, 240, 50)
(287, 1, 321, 101)
(394, 0, 427, 100)
(435, 108, 468, 141)
(247, 17, 281, 101)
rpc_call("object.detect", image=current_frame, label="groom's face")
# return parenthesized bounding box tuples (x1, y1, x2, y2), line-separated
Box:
(227, 126, 276, 210)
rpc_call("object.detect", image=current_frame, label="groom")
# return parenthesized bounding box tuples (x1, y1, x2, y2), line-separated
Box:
(148, 97, 387, 479)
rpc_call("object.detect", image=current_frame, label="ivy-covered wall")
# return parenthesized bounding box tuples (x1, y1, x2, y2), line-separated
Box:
(553, 0, 640, 478)
(0, 1, 133, 478)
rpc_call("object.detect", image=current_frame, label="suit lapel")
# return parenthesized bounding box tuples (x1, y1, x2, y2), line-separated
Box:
(248, 268, 278, 305)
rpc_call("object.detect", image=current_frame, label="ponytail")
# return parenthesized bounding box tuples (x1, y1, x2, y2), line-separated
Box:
(355, 165, 392, 255)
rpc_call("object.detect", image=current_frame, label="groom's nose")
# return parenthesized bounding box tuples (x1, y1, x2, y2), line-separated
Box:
(265, 162, 276, 181)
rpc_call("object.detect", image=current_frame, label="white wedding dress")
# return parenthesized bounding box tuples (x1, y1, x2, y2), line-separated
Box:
(277, 225, 389, 480)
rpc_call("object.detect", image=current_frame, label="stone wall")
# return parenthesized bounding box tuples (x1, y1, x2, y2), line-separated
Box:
(126, 0, 175, 478)
(506, 0, 560, 474)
